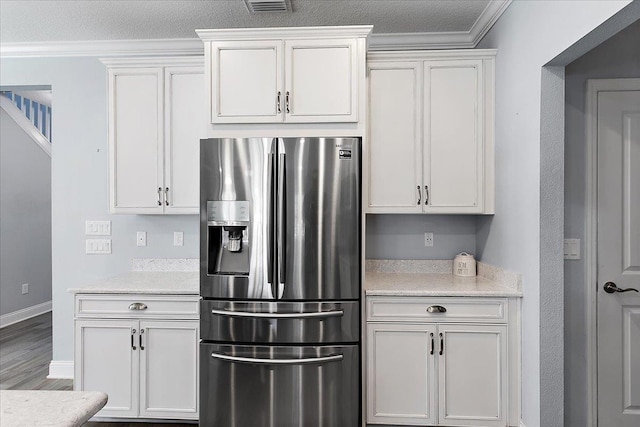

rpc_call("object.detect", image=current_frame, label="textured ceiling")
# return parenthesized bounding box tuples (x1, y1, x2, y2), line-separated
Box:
(0, 0, 492, 43)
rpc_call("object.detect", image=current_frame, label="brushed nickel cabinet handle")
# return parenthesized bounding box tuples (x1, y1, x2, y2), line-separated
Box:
(425, 185, 429, 205)
(417, 186, 421, 205)
(128, 302, 148, 311)
(427, 305, 446, 313)
(164, 187, 169, 206)
(276, 91, 282, 113)
(157, 187, 162, 206)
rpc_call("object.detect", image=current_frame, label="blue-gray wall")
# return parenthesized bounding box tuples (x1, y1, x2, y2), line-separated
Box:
(0, 108, 52, 317)
(0, 57, 199, 361)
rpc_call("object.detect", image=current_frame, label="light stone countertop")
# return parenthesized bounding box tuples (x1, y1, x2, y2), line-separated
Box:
(365, 272, 522, 297)
(67, 271, 199, 295)
(0, 390, 108, 427)
(364, 259, 523, 297)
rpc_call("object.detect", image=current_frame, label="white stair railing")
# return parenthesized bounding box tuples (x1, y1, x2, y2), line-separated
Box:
(0, 94, 52, 157)
(1, 91, 52, 142)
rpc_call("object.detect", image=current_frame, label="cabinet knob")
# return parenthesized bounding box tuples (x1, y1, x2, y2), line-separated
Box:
(427, 305, 446, 313)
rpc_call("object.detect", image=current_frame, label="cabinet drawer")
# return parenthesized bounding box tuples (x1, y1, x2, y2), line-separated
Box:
(367, 297, 507, 323)
(75, 294, 199, 319)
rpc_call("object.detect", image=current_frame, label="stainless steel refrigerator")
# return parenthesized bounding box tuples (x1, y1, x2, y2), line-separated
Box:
(199, 137, 361, 427)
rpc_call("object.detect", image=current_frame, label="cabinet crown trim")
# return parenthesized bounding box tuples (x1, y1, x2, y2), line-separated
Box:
(100, 56, 204, 67)
(368, 49, 497, 62)
(196, 25, 373, 41)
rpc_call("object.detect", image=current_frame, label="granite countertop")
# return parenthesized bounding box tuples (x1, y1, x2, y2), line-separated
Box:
(364, 260, 523, 298)
(0, 390, 108, 427)
(68, 271, 199, 295)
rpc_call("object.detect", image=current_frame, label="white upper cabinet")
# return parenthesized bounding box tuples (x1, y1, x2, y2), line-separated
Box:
(104, 57, 205, 215)
(367, 51, 495, 214)
(210, 40, 282, 123)
(198, 26, 371, 125)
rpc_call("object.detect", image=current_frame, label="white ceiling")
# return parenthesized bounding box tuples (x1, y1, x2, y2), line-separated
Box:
(0, 0, 499, 43)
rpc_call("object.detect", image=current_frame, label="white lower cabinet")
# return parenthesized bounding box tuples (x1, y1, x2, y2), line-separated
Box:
(367, 297, 513, 427)
(74, 294, 199, 421)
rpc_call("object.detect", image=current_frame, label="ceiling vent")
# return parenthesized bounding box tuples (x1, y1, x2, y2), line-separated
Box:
(244, 0, 291, 14)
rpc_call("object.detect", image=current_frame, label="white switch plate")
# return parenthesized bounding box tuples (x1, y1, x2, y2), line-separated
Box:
(174, 231, 184, 246)
(424, 232, 434, 247)
(137, 232, 147, 247)
(86, 239, 112, 254)
(85, 220, 111, 236)
(564, 238, 580, 260)
(21, 283, 29, 294)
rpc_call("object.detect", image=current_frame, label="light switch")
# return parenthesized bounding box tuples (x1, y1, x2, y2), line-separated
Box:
(137, 232, 147, 247)
(86, 239, 112, 254)
(85, 220, 111, 236)
(564, 238, 580, 260)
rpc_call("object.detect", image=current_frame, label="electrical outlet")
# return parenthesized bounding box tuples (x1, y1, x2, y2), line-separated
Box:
(424, 232, 434, 247)
(137, 232, 147, 247)
(174, 231, 184, 246)
(21, 283, 29, 294)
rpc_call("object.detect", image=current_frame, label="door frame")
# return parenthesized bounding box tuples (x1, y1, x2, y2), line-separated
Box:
(584, 78, 640, 427)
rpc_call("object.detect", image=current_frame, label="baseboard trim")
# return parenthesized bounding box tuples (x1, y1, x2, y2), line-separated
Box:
(0, 300, 52, 328)
(48, 360, 74, 380)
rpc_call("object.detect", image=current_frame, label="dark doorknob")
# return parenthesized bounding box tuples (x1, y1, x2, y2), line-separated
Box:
(603, 281, 639, 294)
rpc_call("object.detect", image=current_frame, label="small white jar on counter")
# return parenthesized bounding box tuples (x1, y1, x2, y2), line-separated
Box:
(453, 252, 476, 277)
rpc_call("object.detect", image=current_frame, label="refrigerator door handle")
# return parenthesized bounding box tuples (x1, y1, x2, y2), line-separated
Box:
(210, 308, 344, 318)
(211, 352, 343, 365)
(266, 152, 275, 287)
(277, 152, 286, 295)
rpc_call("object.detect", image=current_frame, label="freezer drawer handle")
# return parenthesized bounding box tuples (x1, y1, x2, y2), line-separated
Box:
(210, 308, 344, 319)
(211, 352, 343, 365)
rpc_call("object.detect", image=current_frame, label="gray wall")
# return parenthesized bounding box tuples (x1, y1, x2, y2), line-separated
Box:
(365, 215, 477, 260)
(0, 57, 199, 362)
(564, 20, 640, 427)
(476, 1, 633, 426)
(0, 109, 52, 316)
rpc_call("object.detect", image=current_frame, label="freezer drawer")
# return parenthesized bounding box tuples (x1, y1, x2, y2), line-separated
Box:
(200, 300, 359, 343)
(200, 343, 360, 427)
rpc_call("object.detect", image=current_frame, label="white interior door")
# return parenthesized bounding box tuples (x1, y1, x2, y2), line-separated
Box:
(597, 85, 640, 427)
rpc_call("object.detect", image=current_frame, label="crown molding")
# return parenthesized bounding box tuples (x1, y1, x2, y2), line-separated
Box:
(368, 48, 497, 62)
(369, 0, 511, 51)
(100, 56, 204, 67)
(0, 38, 203, 58)
(196, 25, 373, 41)
(0, 1, 510, 58)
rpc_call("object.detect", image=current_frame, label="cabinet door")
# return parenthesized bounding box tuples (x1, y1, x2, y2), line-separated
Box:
(437, 324, 507, 426)
(109, 67, 163, 214)
(367, 323, 437, 425)
(284, 38, 357, 123)
(424, 60, 484, 213)
(164, 66, 206, 214)
(139, 320, 199, 420)
(367, 62, 422, 213)
(210, 40, 283, 123)
(75, 320, 139, 417)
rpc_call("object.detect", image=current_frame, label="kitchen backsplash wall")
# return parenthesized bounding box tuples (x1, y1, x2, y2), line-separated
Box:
(365, 214, 477, 260)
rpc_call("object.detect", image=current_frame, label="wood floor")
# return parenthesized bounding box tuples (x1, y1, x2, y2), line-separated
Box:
(0, 312, 195, 426)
